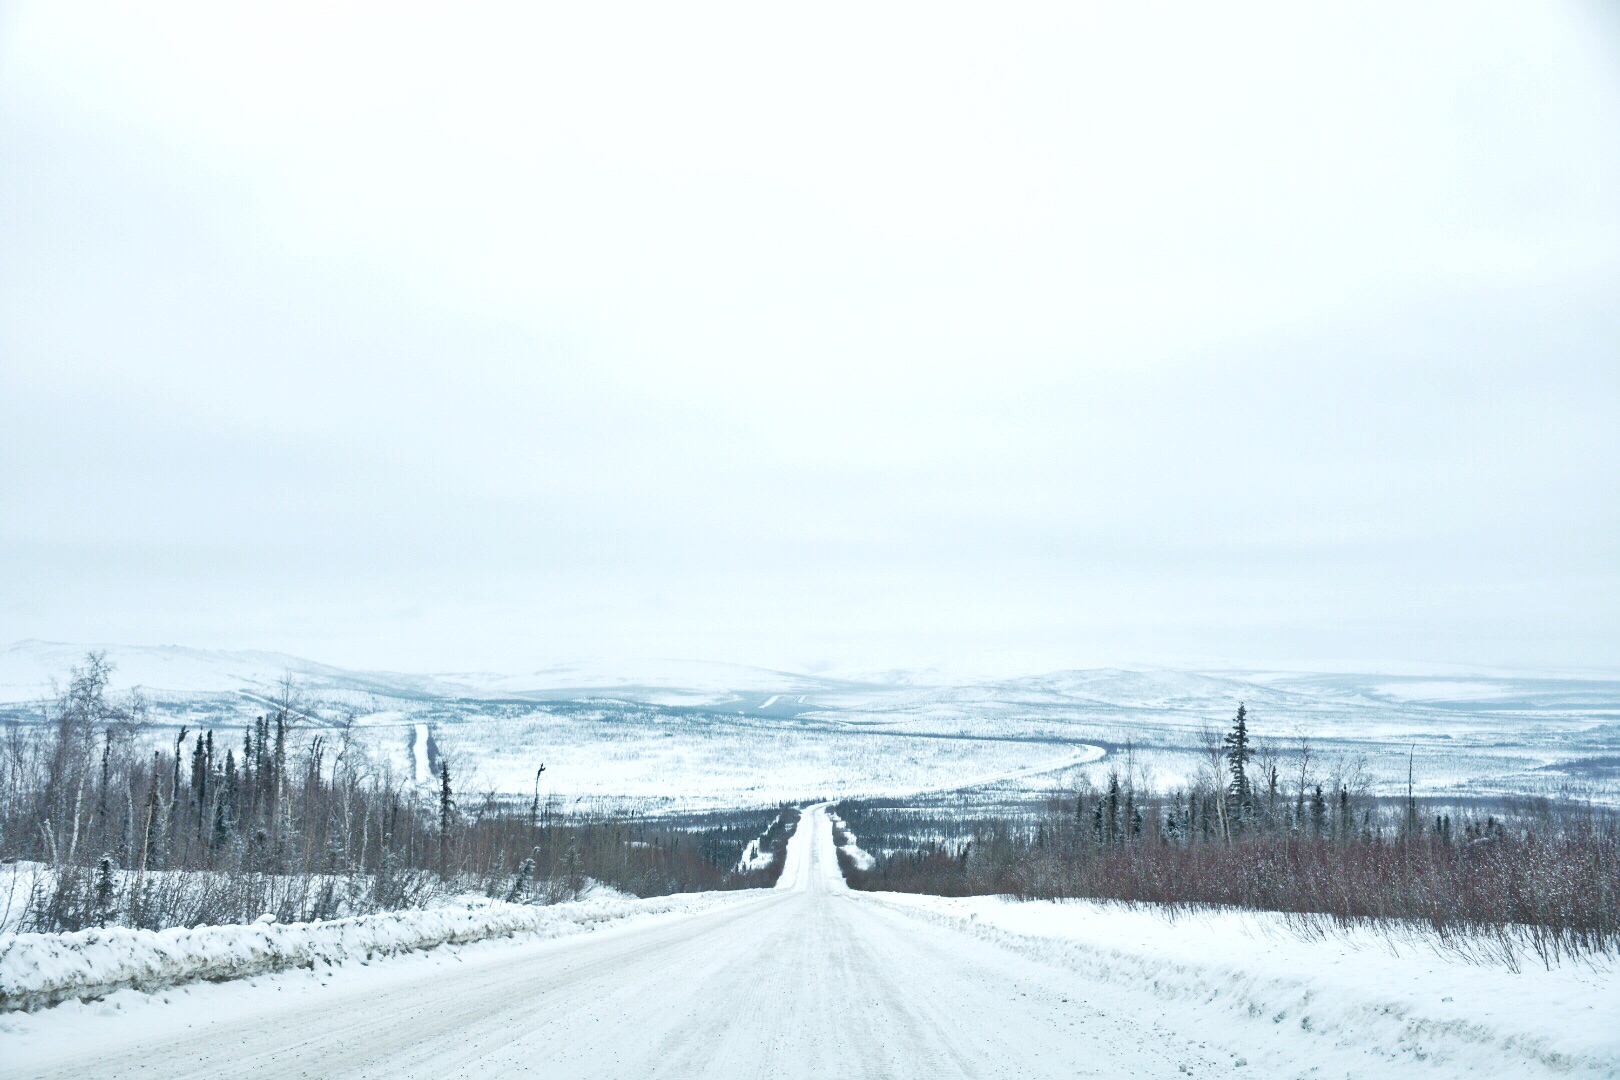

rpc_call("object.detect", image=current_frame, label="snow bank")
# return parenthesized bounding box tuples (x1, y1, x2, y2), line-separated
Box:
(869, 893, 1620, 1078)
(0, 890, 751, 1012)
(827, 811, 875, 871)
(734, 837, 775, 873)
(734, 812, 788, 873)
(411, 722, 431, 782)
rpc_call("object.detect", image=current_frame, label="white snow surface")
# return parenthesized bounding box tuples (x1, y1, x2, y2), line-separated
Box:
(867, 892, 1620, 1077)
(411, 722, 431, 782)
(3, 806, 1615, 1078)
(0, 641, 860, 705)
(733, 838, 774, 873)
(827, 810, 875, 871)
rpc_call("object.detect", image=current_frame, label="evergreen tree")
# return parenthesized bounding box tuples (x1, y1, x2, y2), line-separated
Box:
(214, 750, 238, 851)
(1104, 772, 1121, 844)
(97, 733, 112, 826)
(1223, 705, 1254, 825)
(94, 853, 116, 926)
(507, 856, 535, 902)
(438, 761, 454, 878)
(169, 727, 188, 827)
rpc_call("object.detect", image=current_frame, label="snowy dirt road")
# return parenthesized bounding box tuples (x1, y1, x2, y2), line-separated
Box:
(7, 806, 1229, 1078)
(5, 806, 1589, 1078)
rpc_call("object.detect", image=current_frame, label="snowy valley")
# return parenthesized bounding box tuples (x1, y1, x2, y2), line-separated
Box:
(3, 639, 1614, 811)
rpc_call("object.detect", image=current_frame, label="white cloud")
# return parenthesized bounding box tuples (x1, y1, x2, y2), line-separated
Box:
(2, 1, 1617, 672)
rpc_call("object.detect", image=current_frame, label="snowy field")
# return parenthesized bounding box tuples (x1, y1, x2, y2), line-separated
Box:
(3, 641, 1617, 811)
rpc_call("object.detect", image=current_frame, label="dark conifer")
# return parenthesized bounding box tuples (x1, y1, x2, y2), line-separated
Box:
(1223, 705, 1254, 824)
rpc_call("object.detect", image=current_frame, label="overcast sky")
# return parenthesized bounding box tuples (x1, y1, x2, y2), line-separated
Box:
(3, 2, 1617, 677)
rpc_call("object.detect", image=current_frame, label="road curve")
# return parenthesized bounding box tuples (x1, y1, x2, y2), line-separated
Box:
(10, 805, 1202, 1078)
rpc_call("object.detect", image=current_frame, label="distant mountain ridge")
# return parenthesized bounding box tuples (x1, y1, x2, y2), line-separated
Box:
(4, 639, 1616, 714)
(0, 640, 879, 707)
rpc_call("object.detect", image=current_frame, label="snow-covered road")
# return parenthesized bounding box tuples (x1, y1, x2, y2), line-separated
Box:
(6, 806, 1612, 1078)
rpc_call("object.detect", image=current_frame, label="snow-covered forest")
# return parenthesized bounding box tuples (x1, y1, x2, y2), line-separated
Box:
(1, 653, 797, 935)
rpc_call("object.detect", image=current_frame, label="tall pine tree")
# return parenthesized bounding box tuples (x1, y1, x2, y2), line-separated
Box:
(438, 761, 454, 879)
(1223, 704, 1254, 827)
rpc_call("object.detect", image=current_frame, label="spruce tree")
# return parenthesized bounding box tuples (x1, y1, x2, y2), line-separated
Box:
(438, 761, 454, 879)
(1104, 772, 1121, 844)
(1223, 704, 1254, 826)
(97, 734, 112, 826)
(507, 856, 535, 902)
(94, 854, 116, 926)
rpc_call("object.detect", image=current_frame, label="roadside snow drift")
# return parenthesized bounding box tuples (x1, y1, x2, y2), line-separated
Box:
(868, 892, 1620, 1078)
(0, 890, 751, 1012)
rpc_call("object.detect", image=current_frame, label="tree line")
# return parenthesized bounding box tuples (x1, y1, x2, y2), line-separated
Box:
(836, 705, 1620, 967)
(1, 654, 796, 932)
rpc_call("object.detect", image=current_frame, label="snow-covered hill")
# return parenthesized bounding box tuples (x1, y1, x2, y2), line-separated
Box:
(5, 640, 1616, 809)
(0, 640, 450, 701)
(0, 641, 871, 708)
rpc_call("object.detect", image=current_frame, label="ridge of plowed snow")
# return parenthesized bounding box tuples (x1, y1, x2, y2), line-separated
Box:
(0, 891, 753, 1012)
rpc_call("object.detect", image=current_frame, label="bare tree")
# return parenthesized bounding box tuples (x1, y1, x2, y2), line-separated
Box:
(1199, 724, 1230, 842)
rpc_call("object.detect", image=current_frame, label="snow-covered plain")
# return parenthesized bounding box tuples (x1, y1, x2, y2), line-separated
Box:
(4, 806, 1613, 1078)
(3, 640, 1617, 810)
